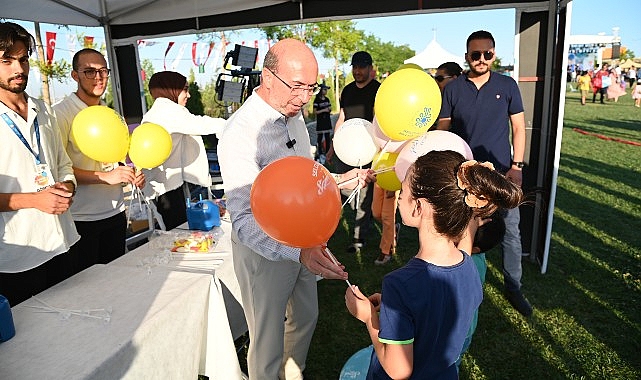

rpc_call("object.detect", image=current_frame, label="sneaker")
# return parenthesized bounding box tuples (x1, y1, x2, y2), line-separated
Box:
(347, 239, 364, 253)
(505, 290, 533, 317)
(374, 253, 392, 265)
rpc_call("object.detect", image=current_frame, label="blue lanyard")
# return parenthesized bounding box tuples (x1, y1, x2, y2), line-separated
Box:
(1, 113, 42, 165)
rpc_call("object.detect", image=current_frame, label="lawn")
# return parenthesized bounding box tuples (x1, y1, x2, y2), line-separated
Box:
(301, 89, 641, 379)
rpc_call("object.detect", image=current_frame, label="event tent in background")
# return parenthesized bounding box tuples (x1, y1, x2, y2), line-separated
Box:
(404, 37, 466, 69)
(3, 0, 578, 273)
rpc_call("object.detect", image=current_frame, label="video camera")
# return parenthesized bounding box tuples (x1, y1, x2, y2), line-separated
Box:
(215, 44, 261, 103)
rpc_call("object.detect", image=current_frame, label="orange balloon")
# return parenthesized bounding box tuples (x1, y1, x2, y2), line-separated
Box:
(250, 156, 341, 248)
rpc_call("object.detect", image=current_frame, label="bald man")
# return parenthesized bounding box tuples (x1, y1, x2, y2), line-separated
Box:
(218, 39, 372, 379)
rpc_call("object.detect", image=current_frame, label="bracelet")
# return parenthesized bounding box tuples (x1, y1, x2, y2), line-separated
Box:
(511, 161, 525, 169)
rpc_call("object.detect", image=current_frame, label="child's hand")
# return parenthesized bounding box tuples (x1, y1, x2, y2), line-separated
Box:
(368, 292, 382, 312)
(345, 285, 373, 323)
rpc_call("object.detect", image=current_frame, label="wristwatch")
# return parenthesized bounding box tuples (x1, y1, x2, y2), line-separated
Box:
(512, 161, 526, 169)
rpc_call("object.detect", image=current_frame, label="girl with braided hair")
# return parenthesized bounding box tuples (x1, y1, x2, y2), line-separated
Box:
(345, 149, 523, 379)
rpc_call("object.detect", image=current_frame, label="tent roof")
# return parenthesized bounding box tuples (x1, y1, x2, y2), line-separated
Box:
(3, 0, 547, 42)
(404, 38, 466, 69)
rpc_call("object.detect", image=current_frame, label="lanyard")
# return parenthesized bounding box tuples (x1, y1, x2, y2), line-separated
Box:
(1, 113, 42, 165)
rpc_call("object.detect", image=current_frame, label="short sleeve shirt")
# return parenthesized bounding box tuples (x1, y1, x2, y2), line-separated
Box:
(439, 72, 524, 173)
(367, 254, 483, 379)
(313, 96, 332, 132)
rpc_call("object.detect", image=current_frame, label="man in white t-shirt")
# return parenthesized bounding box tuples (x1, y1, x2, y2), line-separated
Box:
(0, 22, 80, 306)
(53, 48, 145, 270)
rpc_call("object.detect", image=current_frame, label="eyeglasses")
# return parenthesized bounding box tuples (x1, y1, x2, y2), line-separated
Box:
(267, 68, 320, 96)
(80, 68, 110, 79)
(434, 75, 453, 83)
(468, 50, 494, 61)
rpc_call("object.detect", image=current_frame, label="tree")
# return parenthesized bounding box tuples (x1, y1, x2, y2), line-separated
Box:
(140, 59, 155, 109)
(620, 47, 635, 60)
(260, 21, 364, 106)
(361, 34, 415, 77)
(186, 69, 205, 116)
(30, 22, 71, 105)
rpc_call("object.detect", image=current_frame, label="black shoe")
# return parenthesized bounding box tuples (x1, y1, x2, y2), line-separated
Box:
(347, 239, 364, 253)
(505, 290, 533, 317)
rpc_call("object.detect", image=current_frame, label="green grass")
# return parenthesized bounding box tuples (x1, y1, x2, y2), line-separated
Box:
(301, 89, 641, 379)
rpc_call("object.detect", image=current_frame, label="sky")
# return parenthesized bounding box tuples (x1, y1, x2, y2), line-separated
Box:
(12, 0, 641, 102)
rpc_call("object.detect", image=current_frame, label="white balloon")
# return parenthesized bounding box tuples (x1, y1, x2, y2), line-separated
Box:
(395, 130, 474, 182)
(333, 118, 378, 167)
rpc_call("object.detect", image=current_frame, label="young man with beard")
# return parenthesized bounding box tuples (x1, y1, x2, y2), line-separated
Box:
(436, 30, 532, 317)
(0, 22, 80, 306)
(53, 48, 145, 271)
(327, 51, 381, 253)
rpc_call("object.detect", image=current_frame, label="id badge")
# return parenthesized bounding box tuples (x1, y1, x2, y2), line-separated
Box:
(34, 163, 54, 190)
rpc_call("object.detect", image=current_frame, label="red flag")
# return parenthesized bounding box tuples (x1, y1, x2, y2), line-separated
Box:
(191, 42, 198, 66)
(84, 36, 94, 48)
(164, 42, 175, 70)
(45, 31, 56, 65)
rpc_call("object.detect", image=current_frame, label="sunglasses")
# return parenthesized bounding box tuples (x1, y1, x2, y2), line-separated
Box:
(434, 75, 452, 83)
(468, 50, 494, 61)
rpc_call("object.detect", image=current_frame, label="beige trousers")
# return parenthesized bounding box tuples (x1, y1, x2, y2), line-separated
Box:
(231, 230, 318, 380)
(371, 184, 399, 255)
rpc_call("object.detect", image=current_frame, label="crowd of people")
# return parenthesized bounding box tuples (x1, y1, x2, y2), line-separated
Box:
(1, 19, 536, 379)
(571, 62, 641, 106)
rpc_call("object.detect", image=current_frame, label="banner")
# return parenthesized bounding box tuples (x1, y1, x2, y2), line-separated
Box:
(84, 36, 94, 48)
(45, 31, 56, 65)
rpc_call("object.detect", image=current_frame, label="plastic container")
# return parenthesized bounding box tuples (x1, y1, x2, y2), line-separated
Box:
(0, 295, 16, 343)
(186, 199, 221, 231)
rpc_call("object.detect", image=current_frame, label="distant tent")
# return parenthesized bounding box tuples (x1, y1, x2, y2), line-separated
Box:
(404, 38, 466, 70)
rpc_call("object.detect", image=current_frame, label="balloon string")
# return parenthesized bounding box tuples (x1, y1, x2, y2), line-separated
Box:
(322, 246, 353, 291)
(371, 139, 391, 169)
(336, 166, 395, 187)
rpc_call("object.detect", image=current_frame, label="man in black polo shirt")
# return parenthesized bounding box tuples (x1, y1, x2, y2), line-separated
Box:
(327, 51, 380, 253)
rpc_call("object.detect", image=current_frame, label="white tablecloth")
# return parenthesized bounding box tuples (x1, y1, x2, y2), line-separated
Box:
(0, 219, 246, 380)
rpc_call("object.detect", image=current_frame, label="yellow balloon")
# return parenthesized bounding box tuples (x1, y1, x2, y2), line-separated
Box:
(374, 69, 442, 141)
(397, 63, 423, 71)
(372, 151, 401, 191)
(128, 123, 172, 169)
(71, 105, 130, 162)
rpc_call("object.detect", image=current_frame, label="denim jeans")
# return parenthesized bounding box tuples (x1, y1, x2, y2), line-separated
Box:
(501, 207, 523, 292)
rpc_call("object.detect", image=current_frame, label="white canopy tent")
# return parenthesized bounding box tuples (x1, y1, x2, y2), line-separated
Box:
(404, 38, 466, 69)
(2, 0, 577, 273)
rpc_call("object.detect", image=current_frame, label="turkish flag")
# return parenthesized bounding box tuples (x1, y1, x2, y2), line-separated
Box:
(46, 31, 56, 65)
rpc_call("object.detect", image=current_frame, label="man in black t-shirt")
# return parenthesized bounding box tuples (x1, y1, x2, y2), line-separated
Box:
(313, 84, 332, 160)
(327, 51, 380, 253)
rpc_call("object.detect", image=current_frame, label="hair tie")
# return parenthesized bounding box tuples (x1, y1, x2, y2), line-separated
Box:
(456, 160, 495, 208)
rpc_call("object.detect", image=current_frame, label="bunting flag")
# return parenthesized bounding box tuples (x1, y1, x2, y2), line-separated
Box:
(45, 31, 56, 65)
(67, 34, 77, 60)
(163, 42, 175, 70)
(84, 36, 94, 48)
(171, 42, 187, 71)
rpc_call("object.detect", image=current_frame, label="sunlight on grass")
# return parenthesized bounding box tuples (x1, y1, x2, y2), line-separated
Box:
(552, 210, 641, 290)
(568, 279, 641, 336)
(557, 166, 641, 219)
(483, 259, 638, 379)
(538, 308, 637, 379)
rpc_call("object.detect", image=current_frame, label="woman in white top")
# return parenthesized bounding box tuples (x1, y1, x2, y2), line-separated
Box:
(142, 71, 225, 230)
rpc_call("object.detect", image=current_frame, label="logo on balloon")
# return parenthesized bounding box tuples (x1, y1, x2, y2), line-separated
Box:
(317, 174, 332, 196)
(415, 107, 433, 129)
